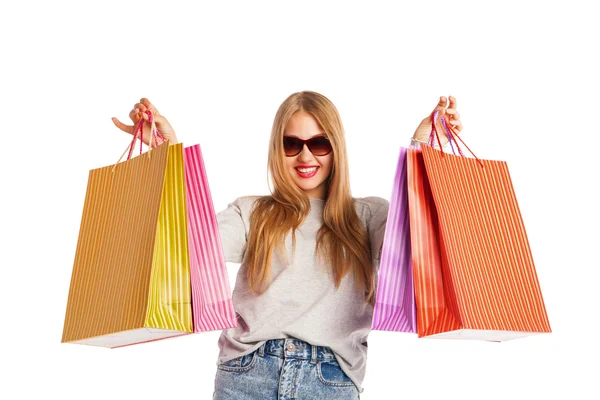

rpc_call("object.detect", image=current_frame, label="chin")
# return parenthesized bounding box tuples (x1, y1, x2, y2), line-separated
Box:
(300, 185, 319, 192)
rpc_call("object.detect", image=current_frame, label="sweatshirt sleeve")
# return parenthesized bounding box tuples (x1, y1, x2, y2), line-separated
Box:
(410, 137, 452, 152)
(216, 197, 249, 263)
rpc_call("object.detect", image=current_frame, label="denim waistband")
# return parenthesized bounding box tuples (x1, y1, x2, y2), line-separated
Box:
(258, 339, 337, 365)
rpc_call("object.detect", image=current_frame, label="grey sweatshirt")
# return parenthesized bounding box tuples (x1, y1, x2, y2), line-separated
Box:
(215, 195, 390, 393)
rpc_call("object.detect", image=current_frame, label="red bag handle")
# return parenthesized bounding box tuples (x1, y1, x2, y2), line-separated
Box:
(428, 110, 483, 167)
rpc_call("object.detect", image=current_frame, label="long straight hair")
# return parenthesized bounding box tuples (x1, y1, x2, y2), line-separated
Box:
(243, 91, 376, 306)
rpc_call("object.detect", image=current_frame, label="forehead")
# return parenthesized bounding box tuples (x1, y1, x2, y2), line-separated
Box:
(284, 111, 324, 139)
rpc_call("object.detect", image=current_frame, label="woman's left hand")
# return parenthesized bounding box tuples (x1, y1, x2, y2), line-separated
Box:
(412, 96, 462, 146)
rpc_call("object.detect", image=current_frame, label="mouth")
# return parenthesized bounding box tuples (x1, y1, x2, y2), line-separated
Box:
(295, 166, 319, 178)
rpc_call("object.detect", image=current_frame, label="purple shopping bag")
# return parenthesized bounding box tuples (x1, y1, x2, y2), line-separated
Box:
(372, 147, 417, 333)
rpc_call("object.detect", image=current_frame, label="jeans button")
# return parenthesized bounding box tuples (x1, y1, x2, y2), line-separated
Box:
(287, 343, 296, 351)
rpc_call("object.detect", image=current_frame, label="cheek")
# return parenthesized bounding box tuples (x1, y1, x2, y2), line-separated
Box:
(286, 158, 296, 171)
(321, 156, 333, 175)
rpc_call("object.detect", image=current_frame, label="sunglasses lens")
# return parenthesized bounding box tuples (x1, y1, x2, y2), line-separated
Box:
(283, 136, 333, 157)
(307, 137, 332, 156)
(283, 136, 303, 156)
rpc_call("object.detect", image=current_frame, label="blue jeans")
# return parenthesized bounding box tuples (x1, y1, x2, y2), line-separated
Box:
(213, 338, 361, 399)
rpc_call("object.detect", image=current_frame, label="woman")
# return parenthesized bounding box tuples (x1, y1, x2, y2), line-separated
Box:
(113, 91, 462, 399)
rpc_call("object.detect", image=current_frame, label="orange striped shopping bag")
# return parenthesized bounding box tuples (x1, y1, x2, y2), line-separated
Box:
(62, 140, 193, 348)
(407, 112, 551, 341)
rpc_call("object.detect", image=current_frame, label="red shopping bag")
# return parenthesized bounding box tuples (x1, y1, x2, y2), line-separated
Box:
(407, 112, 551, 341)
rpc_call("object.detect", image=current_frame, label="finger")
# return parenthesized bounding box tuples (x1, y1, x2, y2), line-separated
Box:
(452, 120, 463, 132)
(141, 98, 160, 115)
(129, 108, 143, 123)
(433, 96, 448, 112)
(133, 103, 151, 120)
(131, 108, 152, 122)
(135, 102, 156, 121)
(448, 96, 457, 111)
(446, 108, 460, 121)
(112, 117, 135, 134)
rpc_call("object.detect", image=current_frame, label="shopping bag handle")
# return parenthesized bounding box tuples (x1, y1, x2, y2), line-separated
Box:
(428, 110, 483, 167)
(112, 111, 168, 172)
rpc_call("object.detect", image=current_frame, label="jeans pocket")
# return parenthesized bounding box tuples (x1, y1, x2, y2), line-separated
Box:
(217, 350, 259, 372)
(316, 360, 355, 387)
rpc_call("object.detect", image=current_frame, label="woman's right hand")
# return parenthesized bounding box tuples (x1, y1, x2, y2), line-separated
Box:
(112, 98, 179, 146)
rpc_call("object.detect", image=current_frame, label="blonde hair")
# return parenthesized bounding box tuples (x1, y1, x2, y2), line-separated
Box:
(243, 91, 376, 306)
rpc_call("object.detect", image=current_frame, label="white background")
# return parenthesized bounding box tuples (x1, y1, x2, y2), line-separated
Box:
(1, 1, 598, 399)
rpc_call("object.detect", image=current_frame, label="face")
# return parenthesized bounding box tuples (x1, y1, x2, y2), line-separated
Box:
(283, 111, 333, 199)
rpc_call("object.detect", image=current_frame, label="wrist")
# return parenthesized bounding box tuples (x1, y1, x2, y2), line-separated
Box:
(410, 137, 428, 147)
(168, 134, 179, 145)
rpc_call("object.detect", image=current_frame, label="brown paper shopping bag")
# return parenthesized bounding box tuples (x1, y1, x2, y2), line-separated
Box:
(62, 138, 193, 348)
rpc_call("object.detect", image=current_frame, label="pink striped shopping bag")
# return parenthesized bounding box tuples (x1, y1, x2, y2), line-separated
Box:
(372, 147, 417, 333)
(183, 144, 238, 332)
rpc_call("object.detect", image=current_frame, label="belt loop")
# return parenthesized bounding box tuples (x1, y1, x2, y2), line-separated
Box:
(259, 341, 265, 357)
(310, 343, 317, 364)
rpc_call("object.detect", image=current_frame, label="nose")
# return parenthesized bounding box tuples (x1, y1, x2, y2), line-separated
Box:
(297, 144, 315, 162)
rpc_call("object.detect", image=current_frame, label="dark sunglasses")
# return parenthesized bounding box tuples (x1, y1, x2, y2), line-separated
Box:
(283, 135, 333, 157)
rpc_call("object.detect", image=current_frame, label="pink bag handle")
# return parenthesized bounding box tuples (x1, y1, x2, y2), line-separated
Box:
(112, 111, 168, 171)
